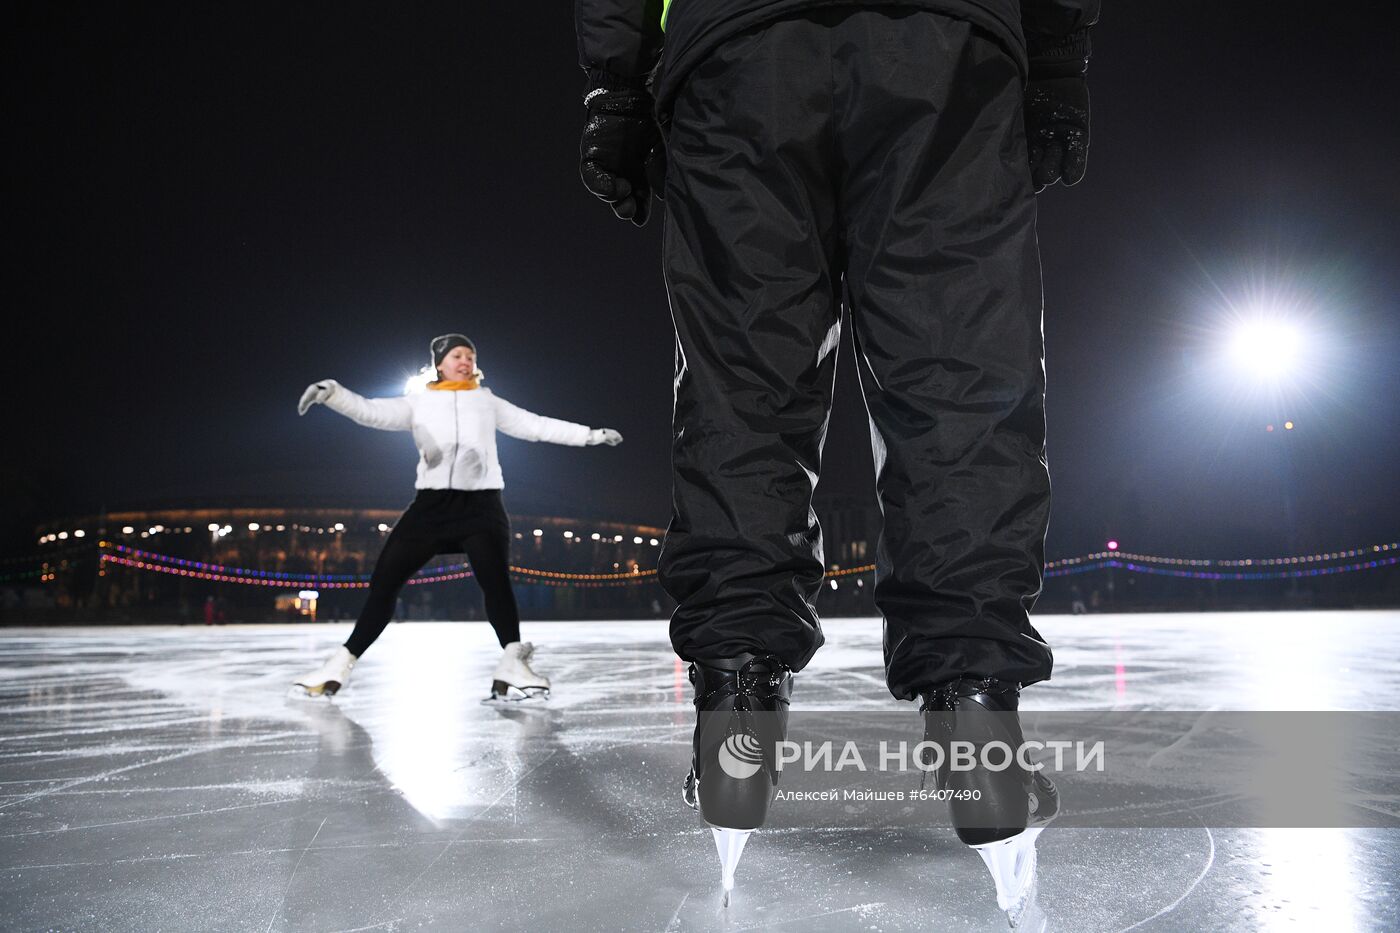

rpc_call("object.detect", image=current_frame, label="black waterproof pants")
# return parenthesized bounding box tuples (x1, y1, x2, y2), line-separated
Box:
(659, 7, 1053, 699)
(343, 489, 521, 657)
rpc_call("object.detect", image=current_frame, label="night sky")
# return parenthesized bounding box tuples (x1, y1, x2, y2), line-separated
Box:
(6, 2, 1399, 560)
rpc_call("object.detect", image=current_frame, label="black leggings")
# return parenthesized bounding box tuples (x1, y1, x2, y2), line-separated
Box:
(344, 490, 520, 657)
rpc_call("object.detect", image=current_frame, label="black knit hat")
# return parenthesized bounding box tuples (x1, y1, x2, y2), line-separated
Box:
(430, 333, 476, 368)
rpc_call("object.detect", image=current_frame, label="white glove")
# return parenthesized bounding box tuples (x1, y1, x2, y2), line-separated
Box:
(586, 428, 623, 446)
(298, 381, 335, 415)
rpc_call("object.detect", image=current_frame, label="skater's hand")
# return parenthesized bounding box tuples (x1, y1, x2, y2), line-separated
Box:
(297, 381, 335, 415)
(579, 88, 665, 227)
(586, 428, 623, 446)
(1024, 76, 1090, 192)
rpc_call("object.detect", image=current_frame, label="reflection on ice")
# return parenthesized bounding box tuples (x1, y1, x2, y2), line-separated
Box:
(1256, 828, 1360, 929)
(0, 614, 1396, 931)
(371, 643, 506, 822)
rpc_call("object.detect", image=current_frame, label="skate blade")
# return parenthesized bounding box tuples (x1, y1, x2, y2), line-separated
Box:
(286, 682, 339, 701)
(1006, 870, 1047, 933)
(971, 826, 1042, 913)
(711, 827, 752, 907)
(481, 682, 550, 705)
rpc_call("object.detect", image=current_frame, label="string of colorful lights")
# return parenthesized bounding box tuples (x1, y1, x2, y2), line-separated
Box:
(96, 543, 658, 589)
(1044, 556, 1400, 581)
(106, 544, 384, 581)
(98, 542, 659, 583)
(12, 539, 1400, 590)
(98, 554, 476, 588)
(1044, 542, 1399, 570)
(821, 552, 1400, 579)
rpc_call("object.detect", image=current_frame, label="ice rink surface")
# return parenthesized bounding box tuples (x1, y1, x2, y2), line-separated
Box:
(2, 612, 1398, 931)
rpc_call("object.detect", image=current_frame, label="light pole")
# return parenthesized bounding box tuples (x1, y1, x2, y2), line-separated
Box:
(1222, 314, 1317, 603)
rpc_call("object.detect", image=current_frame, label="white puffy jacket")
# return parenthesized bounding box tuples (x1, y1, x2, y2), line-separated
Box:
(321, 381, 592, 490)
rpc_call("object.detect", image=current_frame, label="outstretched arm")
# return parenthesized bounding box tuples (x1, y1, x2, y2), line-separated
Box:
(298, 380, 412, 432)
(1021, 0, 1101, 191)
(575, 0, 667, 225)
(492, 394, 616, 447)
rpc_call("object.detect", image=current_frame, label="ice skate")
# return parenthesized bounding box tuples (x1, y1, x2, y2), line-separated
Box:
(483, 641, 550, 703)
(289, 646, 356, 699)
(921, 676, 1059, 921)
(684, 654, 792, 905)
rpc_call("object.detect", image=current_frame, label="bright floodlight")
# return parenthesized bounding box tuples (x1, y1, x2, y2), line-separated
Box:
(1227, 320, 1302, 380)
(404, 369, 434, 394)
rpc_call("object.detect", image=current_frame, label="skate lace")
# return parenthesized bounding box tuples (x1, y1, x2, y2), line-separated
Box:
(694, 654, 791, 711)
(917, 676, 1029, 793)
(918, 675, 1019, 712)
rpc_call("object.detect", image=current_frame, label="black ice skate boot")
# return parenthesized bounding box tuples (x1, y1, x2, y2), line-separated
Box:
(682, 654, 792, 905)
(920, 677, 1059, 922)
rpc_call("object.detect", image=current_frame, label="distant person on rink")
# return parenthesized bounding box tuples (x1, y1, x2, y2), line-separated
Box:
(290, 334, 623, 702)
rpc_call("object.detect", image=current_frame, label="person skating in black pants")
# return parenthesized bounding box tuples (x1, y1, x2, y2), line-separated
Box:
(291, 334, 623, 701)
(575, 0, 1097, 909)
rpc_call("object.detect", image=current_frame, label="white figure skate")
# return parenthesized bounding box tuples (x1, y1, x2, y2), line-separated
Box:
(289, 646, 356, 699)
(483, 641, 550, 703)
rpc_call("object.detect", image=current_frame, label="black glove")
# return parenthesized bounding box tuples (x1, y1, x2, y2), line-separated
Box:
(1024, 29, 1092, 193)
(579, 88, 666, 227)
(1025, 77, 1089, 192)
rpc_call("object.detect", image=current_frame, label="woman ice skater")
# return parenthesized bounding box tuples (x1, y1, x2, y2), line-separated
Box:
(291, 333, 622, 701)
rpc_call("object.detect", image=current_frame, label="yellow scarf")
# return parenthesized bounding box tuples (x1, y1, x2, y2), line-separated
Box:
(429, 378, 480, 391)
